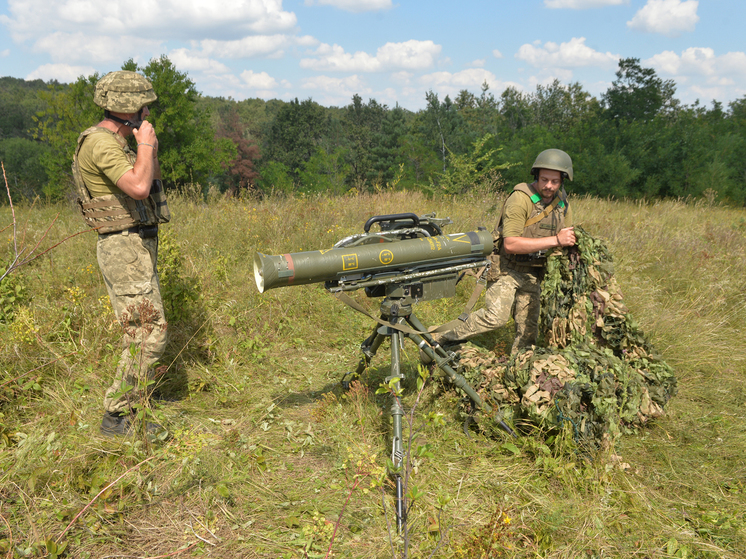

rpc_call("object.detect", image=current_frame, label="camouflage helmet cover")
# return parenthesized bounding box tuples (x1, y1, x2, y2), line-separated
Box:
(531, 149, 573, 181)
(94, 71, 157, 113)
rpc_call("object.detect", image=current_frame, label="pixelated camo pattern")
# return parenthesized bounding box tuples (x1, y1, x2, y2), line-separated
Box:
(94, 71, 157, 113)
(452, 226, 677, 447)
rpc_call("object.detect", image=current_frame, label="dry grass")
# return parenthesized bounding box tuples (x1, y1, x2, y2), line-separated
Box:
(0, 187, 744, 558)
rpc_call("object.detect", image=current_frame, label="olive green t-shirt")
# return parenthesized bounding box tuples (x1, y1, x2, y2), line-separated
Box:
(77, 129, 133, 198)
(501, 186, 572, 238)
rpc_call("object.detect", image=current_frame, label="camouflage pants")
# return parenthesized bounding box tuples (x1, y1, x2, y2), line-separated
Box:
(97, 232, 167, 414)
(439, 268, 542, 353)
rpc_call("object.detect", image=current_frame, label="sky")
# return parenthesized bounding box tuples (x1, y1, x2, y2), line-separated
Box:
(1, 0, 744, 111)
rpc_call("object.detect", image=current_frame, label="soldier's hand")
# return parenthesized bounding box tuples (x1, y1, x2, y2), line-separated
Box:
(133, 121, 158, 153)
(557, 227, 576, 247)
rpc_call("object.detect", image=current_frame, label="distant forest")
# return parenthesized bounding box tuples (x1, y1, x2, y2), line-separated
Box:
(1, 55, 745, 204)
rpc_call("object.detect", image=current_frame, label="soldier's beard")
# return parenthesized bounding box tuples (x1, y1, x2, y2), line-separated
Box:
(539, 187, 558, 201)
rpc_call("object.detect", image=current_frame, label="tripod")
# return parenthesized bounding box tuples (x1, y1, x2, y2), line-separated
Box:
(341, 294, 514, 534)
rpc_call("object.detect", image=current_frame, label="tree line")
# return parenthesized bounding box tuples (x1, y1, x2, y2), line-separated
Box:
(1, 56, 745, 204)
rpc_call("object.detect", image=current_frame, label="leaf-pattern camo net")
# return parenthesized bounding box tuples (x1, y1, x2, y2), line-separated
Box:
(452, 227, 677, 447)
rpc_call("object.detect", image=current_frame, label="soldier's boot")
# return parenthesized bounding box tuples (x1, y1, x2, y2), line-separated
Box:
(100, 411, 164, 437)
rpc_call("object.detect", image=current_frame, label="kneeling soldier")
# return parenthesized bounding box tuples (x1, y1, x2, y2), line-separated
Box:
(436, 149, 576, 354)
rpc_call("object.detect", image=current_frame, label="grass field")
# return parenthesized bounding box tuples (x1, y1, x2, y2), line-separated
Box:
(0, 185, 744, 558)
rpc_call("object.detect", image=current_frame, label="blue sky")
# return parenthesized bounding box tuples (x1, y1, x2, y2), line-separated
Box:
(1, 0, 744, 111)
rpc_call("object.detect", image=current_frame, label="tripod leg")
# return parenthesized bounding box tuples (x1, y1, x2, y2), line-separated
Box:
(406, 314, 517, 438)
(388, 329, 406, 534)
(341, 326, 385, 389)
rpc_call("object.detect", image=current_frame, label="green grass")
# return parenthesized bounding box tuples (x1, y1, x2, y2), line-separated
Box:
(0, 186, 744, 558)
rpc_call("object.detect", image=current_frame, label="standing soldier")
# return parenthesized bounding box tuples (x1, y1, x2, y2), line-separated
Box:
(434, 149, 576, 354)
(72, 71, 171, 436)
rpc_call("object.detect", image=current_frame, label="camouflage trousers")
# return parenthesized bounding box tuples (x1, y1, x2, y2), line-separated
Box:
(97, 231, 167, 414)
(438, 268, 542, 353)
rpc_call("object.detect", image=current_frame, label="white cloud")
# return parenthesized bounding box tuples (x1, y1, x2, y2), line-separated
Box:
(420, 68, 495, 88)
(706, 77, 734, 87)
(468, 59, 486, 68)
(379, 41, 441, 69)
(545, 0, 627, 8)
(381, 87, 398, 99)
(33, 32, 162, 63)
(303, 0, 392, 12)
(300, 74, 372, 106)
(26, 63, 97, 82)
(627, 0, 699, 37)
(300, 40, 441, 72)
(527, 68, 575, 89)
(240, 69, 279, 89)
(688, 84, 726, 102)
(587, 79, 614, 97)
(301, 44, 378, 71)
(168, 49, 231, 74)
(645, 47, 746, 103)
(2, 0, 297, 44)
(197, 35, 305, 59)
(418, 68, 521, 99)
(492, 49, 503, 59)
(191, 72, 279, 100)
(302, 74, 369, 92)
(516, 37, 619, 68)
(646, 48, 746, 78)
(390, 71, 413, 84)
(0, 49, 9, 57)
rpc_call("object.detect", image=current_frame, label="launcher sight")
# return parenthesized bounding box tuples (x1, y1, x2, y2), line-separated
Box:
(253, 212, 492, 298)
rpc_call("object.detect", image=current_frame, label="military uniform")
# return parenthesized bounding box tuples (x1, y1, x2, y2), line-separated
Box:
(439, 181, 571, 353)
(72, 71, 171, 421)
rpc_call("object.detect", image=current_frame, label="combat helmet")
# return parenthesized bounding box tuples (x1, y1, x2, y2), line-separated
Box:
(94, 71, 157, 114)
(531, 149, 573, 181)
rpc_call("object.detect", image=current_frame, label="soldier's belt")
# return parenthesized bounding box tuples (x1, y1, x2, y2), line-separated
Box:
(503, 259, 544, 275)
(100, 225, 159, 239)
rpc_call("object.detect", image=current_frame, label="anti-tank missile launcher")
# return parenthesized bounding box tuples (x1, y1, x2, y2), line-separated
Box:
(252, 212, 510, 536)
(253, 212, 492, 300)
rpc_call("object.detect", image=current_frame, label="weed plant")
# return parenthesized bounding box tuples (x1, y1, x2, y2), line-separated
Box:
(0, 186, 744, 558)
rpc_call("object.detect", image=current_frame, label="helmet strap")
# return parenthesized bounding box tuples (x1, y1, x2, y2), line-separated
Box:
(104, 109, 144, 129)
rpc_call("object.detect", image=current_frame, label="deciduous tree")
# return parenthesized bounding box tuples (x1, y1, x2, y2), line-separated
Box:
(262, 98, 328, 183)
(31, 74, 100, 199)
(136, 56, 235, 190)
(602, 58, 677, 122)
(216, 106, 261, 194)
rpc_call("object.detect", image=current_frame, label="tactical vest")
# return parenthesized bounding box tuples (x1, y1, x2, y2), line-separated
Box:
(72, 127, 171, 234)
(496, 182, 568, 271)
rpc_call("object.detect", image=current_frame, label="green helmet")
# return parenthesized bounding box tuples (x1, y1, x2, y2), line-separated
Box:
(531, 149, 573, 181)
(94, 71, 157, 113)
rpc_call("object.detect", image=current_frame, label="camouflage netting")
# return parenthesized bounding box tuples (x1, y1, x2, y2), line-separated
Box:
(451, 227, 677, 447)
